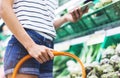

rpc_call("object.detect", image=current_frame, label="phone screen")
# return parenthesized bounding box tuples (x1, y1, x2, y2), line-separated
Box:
(81, 1, 94, 11)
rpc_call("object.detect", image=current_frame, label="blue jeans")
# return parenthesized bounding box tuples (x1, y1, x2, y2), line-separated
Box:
(4, 28, 54, 78)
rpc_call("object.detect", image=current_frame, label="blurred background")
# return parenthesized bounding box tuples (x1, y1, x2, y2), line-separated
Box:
(0, 0, 120, 78)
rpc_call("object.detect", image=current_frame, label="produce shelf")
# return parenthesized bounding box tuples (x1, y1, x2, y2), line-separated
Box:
(102, 34, 120, 49)
(55, 0, 120, 43)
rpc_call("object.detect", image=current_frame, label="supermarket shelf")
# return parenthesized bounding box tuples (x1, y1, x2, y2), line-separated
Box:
(55, 19, 120, 43)
(106, 25, 120, 36)
(54, 25, 120, 51)
(55, 0, 120, 43)
(55, 0, 84, 15)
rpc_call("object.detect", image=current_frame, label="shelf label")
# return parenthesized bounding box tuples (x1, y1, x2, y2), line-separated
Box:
(86, 30, 106, 45)
(54, 41, 70, 51)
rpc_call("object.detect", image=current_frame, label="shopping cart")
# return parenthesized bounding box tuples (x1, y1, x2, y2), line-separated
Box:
(12, 50, 86, 78)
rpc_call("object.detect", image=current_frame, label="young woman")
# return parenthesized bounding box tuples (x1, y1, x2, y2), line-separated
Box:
(0, 0, 88, 78)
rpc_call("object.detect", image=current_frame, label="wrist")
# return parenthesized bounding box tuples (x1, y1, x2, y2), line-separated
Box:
(62, 14, 69, 23)
(25, 41, 36, 51)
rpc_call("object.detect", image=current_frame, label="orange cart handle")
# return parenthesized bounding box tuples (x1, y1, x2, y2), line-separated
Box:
(12, 50, 86, 78)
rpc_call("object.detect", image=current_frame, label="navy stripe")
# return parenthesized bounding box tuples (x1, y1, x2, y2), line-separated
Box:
(17, 13, 50, 22)
(48, 0, 56, 5)
(14, 0, 45, 6)
(50, 16, 54, 19)
(23, 24, 55, 32)
(19, 19, 53, 27)
(13, 0, 57, 37)
(46, 3, 55, 10)
(48, 9, 55, 17)
(15, 10, 48, 17)
(14, 5, 47, 11)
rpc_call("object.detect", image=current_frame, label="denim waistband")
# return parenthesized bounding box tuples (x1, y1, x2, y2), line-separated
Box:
(10, 28, 54, 47)
(24, 28, 54, 47)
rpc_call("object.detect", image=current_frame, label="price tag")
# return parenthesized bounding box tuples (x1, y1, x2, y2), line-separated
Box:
(86, 31, 106, 45)
(54, 41, 70, 51)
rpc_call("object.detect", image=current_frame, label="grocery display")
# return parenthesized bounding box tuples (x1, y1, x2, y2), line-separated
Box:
(53, 34, 120, 78)
(68, 43, 120, 78)
(55, 0, 120, 43)
(53, 0, 120, 78)
(0, 0, 120, 78)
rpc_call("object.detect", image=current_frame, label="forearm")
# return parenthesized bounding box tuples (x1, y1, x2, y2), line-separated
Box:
(0, 0, 2, 17)
(53, 15, 68, 29)
(1, 0, 35, 50)
(53, 7, 88, 29)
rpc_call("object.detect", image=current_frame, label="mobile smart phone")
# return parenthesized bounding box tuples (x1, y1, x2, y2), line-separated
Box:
(81, 1, 95, 11)
(67, 1, 94, 12)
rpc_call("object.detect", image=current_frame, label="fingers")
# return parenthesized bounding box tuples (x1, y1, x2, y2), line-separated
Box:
(39, 53, 47, 62)
(83, 6, 89, 14)
(41, 49, 49, 61)
(70, 7, 87, 22)
(70, 11, 77, 22)
(36, 55, 43, 63)
(28, 44, 54, 64)
(47, 49, 54, 60)
(74, 8, 80, 19)
(77, 7, 83, 18)
(36, 48, 54, 64)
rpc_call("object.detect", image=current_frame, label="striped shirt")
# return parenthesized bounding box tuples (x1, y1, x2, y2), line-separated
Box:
(13, 0, 58, 40)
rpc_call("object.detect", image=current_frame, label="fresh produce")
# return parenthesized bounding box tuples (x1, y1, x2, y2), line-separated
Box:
(100, 0, 112, 5)
(66, 60, 81, 74)
(102, 46, 115, 59)
(115, 44, 120, 56)
(94, 2, 103, 9)
(101, 72, 119, 78)
(80, 43, 101, 63)
(101, 64, 114, 73)
(68, 44, 120, 78)
(88, 75, 98, 78)
(54, 56, 71, 78)
(94, 0, 113, 9)
(80, 43, 89, 63)
(85, 46, 93, 63)
(110, 55, 120, 71)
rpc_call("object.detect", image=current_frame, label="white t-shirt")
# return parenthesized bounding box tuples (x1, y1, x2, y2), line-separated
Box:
(13, 0, 58, 40)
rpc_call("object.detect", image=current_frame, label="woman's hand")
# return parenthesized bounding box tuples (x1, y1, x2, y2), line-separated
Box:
(64, 7, 88, 23)
(27, 44, 54, 64)
(53, 6, 88, 29)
